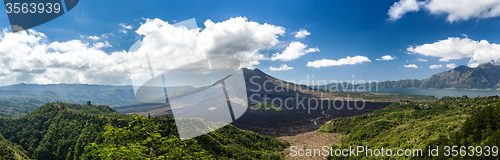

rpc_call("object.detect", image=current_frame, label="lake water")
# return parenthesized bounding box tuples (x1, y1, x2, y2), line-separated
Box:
(371, 89, 500, 99)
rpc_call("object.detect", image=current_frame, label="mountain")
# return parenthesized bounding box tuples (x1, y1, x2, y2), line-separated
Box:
(0, 102, 288, 159)
(0, 68, 303, 117)
(242, 68, 312, 99)
(316, 62, 500, 90)
(420, 63, 500, 89)
(115, 68, 314, 116)
(0, 83, 191, 117)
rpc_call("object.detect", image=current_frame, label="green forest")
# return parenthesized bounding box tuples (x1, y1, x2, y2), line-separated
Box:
(319, 96, 500, 159)
(0, 102, 289, 160)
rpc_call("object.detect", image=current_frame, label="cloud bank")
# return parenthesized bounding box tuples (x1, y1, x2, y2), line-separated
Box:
(407, 36, 500, 67)
(429, 64, 443, 69)
(294, 29, 310, 38)
(0, 29, 128, 85)
(446, 63, 456, 68)
(376, 55, 396, 61)
(270, 42, 319, 61)
(269, 64, 293, 71)
(0, 17, 289, 86)
(404, 64, 419, 68)
(389, 0, 500, 22)
(306, 56, 371, 68)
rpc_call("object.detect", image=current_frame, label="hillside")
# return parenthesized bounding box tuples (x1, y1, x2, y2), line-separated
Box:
(421, 63, 500, 89)
(0, 133, 30, 160)
(319, 96, 500, 159)
(0, 100, 33, 117)
(0, 102, 289, 159)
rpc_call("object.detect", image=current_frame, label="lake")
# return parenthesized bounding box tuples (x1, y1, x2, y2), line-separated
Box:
(372, 89, 500, 99)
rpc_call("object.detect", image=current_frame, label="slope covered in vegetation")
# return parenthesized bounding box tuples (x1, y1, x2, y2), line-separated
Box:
(319, 96, 500, 159)
(0, 102, 289, 159)
(0, 133, 31, 160)
(0, 100, 34, 117)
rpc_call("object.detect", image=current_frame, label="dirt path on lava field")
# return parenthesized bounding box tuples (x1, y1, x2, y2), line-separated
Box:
(278, 131, 341, 160)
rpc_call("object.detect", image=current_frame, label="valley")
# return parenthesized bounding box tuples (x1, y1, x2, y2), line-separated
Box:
(0, 66, 499, 159)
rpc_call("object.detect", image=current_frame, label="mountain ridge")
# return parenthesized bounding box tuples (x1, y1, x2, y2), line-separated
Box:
(316, 62, 500, 90)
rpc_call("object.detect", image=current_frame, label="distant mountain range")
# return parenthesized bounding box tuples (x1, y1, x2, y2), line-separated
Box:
(317, 62, 500, 90)
(0, 83, 191, 117)
(419, 63, 500, 89)
(2, 63, 499, 117)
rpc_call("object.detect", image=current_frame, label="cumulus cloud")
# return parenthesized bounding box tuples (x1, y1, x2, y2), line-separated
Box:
(85, 36, 99, 40)
(404, 64, 419, 68)
(269, 64, 293, 71)
(376, 55, 396, 61)
(416, 58, 427, 62)
(119, 29, 127, 34)
(93, 41, 112, 49)
(0, 29, 129, 86)
(119, 23, 133, 34)
(119, 23, 133, 30)
(306, 56, 371, 68)
(407, 36, 500, 67)
(0, 17, 288, 86)
(429, 64, 443, 69)
(294, 29, 310, 38)
(389, 0, 500, 22)
(101, 32, 114, 38)
(446, 63, 456, 68)
(388, 0, 423, 21)
(270, 42, 319, 61)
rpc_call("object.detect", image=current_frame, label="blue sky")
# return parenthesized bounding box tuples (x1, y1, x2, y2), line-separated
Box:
(1, 0, 500, 86)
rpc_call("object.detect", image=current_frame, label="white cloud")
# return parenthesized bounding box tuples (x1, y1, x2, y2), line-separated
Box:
(404, 64, 419, 68)
(376, 55, 395, 61)
(426, 0, 500, 22)
(306, 56, 371, 68)
(388, 0, 422, 21)
(86, 36, 99, 40)
(92, 41, 112, 49)
(0, 17, 288, 86)
(101, 32, 114, 38)
(0, 29, 129, 86)
(389, 0, 500, 22)
(407, 36, 500, 67)
(130, 17, 286, 73)
(119, 23, 133, 34)
(269, 64, 293, 71)
(119, 29, 127, 34)
(446, 63, 456, 68)
(270, 42, 319, 61)
(119, 23, 133, 30)
(294, 29, 310, 38)
(416, 58, 427, 62)
(429, 64, 443, 69)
